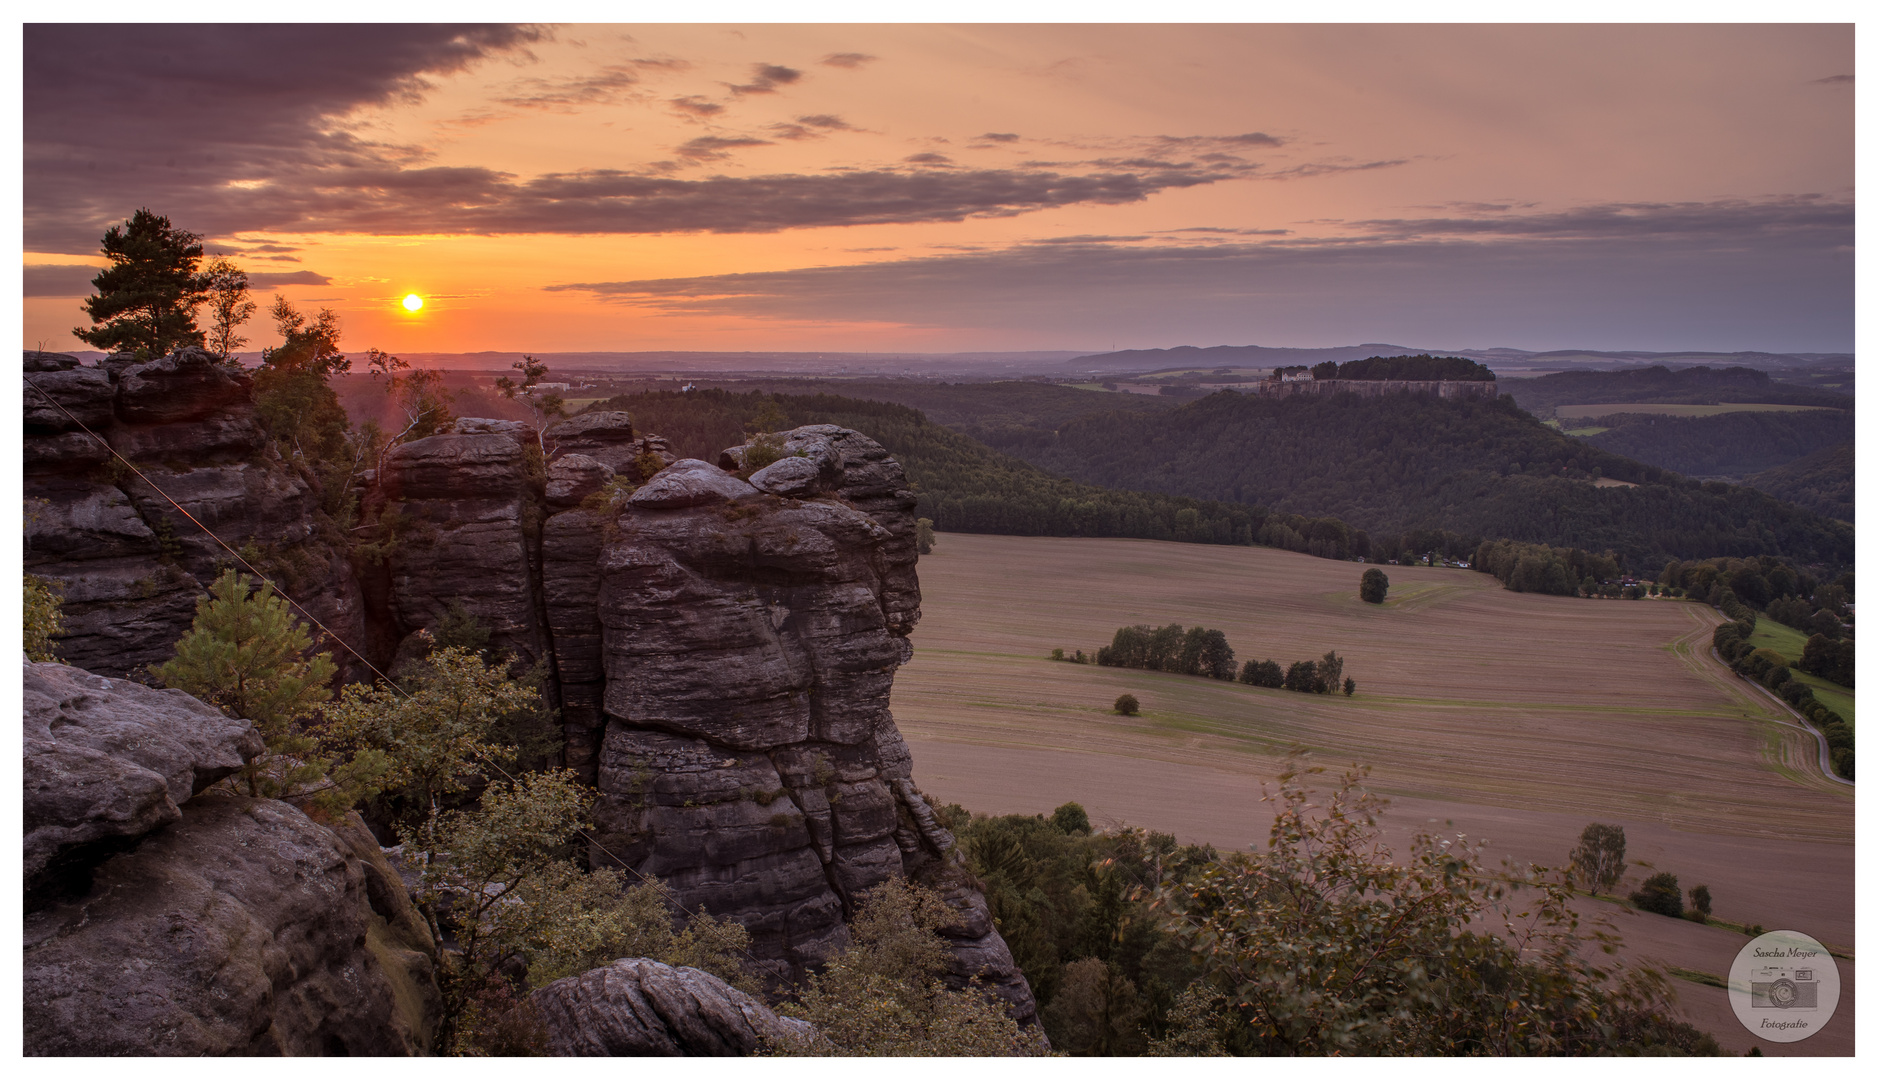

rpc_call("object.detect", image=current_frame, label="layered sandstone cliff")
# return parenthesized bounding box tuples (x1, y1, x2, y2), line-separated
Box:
(22, 350, 1038, 1028)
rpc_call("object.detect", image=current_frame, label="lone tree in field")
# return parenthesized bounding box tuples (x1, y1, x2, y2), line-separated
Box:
(1114, 694, 1140, 716)
(1569, 822, 1627, 895)
(1360, 568, 1389, 604)
(74, 208, 209, 358)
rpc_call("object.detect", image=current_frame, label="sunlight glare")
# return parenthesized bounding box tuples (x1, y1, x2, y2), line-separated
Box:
(402, 294, 424, 312)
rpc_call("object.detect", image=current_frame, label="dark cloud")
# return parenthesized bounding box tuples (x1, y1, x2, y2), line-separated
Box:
(1342, 196, 1852, 242)
(248, 271, 333, 290)
(769, 114, 855, 140)
(23, 264, 329, 296)
(495, 63, 656, 108)
(669, 95, 725, 119)
(819, 53, 876, 69)
(904, 153, 954, 167)
(978, 133, 1021, 143)
(25, 23, 545, 253)
(540, 198, 1852, 350)
(675, 136, 773, 162)
(73, 163, 1236, 238)
(24, 264, 103, 297)
(1160, 226, 1292, 236)
(1029, 234, 1149, 244)
(1814, 74, 1853, 84)
(728, 63, 802, 96)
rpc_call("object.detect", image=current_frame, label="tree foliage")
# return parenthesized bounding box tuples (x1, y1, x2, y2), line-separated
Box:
(1629, 872, 1683, 918)
(1114, 694, 1140, 716)
(73, 208, 208, 358)
(1096, 623, 1235, 680)
(1152, 762, 1716, 1055)
(155, 570, 384, 817)
(24, 574, 64, 662)
(1359, 568, 1389, 604)
(321, 645, 537, 820)
(200, 256, 257, 360)
(767, 878, 1049, 1056)
(1569, 822, 1627, 895)
(404, 769, 753, 1052)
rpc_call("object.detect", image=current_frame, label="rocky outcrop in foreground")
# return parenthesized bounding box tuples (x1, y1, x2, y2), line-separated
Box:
(531, 957, 813, 1055)
(22, 349, 1039, 1034)
(22, 659, 439, 1056)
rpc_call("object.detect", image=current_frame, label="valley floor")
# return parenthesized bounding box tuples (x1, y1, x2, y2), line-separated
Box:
(892, 533, 1855, 1056)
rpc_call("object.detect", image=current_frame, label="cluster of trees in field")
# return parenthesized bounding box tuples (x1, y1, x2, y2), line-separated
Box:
(1570, 824, 1718, 925)
(1009, 390, 1851, 576)
(939, 767, 1723, 1056)
(1578, 410, 1852, 481)
(1499, 365, 1852, 419)
(1301, 354, 1497, 382)
(1747, 442, 1854, 524)
(1473, 540, 1626, 597)
(1094, 624, 1237, 680)
(1084, 624, 1353, 696)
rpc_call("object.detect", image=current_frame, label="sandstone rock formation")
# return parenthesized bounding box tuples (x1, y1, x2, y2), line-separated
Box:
(530, 957, 813, 1056)
(21, 347, 1039, 1031)
(21, 659, 440, 1056)
(22, 348, 357, 677)
(23, 658, 263, 900)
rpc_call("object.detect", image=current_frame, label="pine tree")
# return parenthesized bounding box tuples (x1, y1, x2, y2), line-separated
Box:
(73, 208, 209, 358)
(156, 570, 380, 815)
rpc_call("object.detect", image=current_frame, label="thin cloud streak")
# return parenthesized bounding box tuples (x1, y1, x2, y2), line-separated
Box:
(542, 198, 1851, 350)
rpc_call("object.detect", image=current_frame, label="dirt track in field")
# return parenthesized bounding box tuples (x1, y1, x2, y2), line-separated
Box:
(891, 534, 1855, 1053)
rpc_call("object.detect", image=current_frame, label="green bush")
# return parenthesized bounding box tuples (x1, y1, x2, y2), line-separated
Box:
(1359, 568, 1389, 604)
(1630, 872, 1683, 917)
(1114, 694, 1140, 716)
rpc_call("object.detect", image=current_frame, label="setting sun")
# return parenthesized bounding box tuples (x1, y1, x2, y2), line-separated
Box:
(402, 293, 423, 312)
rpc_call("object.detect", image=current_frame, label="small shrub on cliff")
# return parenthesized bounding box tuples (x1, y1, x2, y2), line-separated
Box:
(322, 645, 539, 821)
(23, 573, 63, 662)
(156, 570, 386, 817)
(404, 769, 752, 1007)
(916, 517, 937, 555)
(766, 878, 1049, 1056)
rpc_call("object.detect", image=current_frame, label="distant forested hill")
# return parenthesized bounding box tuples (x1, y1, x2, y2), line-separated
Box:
(1500, 365, 1852, 418)
(598, 389, 1276, 547)
(676, 378, 1175, 453)
(1746, 442, 1854, 524)
(1580, 410, 1854, 480)
(1012, 390, 1851, 573)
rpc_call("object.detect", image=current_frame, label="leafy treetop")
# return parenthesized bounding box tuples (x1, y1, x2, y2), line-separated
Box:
(73, 208, 209, 358)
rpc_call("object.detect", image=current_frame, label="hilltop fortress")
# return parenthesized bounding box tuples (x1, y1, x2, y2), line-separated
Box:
(1252, 353, 1500, 401)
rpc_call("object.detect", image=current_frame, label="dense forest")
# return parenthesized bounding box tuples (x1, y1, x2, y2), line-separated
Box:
(1578, 410, 1852, 480)
(1746, 442, 1854, 524)
(1012, 391, 1852, 575)
(1499, 365, 1851, 419)
(597, 389, 1286, 547)
(1308, 354, 1497, 381)
(587, 387, 1853, 577)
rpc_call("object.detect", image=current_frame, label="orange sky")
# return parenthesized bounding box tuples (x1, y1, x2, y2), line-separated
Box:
(22, 22, 1856, 355)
